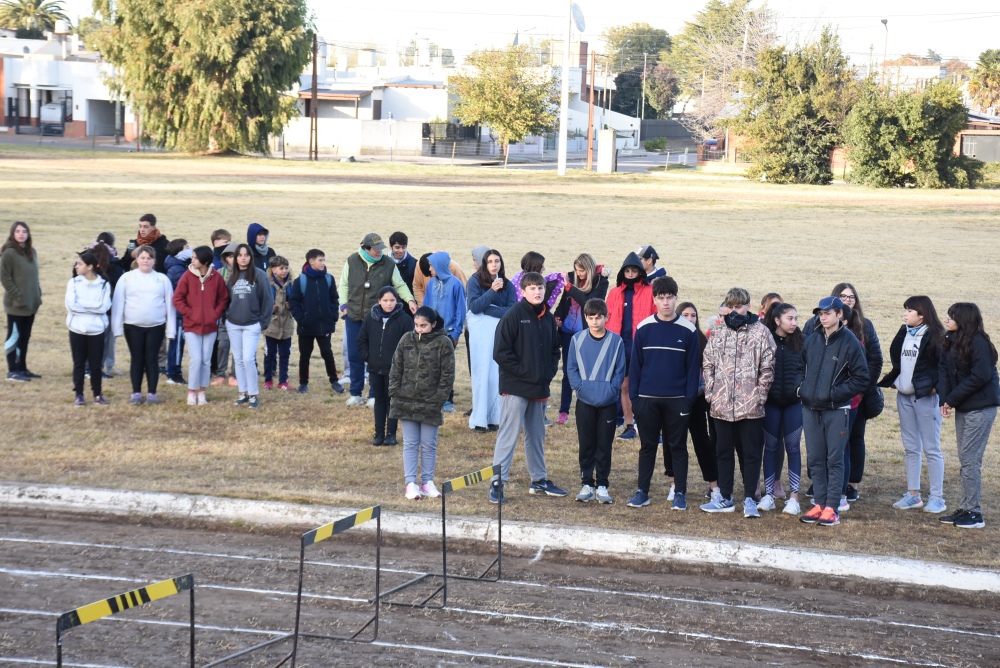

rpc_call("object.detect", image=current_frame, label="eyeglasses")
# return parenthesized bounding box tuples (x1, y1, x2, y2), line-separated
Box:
(839, 294, 856, 302)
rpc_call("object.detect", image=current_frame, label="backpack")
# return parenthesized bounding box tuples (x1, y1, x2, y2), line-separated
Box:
(293, 272, 332, 298)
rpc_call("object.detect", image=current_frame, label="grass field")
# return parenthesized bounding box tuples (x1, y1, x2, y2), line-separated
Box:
(2, 145, 999, 568)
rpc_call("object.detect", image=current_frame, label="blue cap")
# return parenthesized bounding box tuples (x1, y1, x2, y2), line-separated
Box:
(813, 296, 845, 314)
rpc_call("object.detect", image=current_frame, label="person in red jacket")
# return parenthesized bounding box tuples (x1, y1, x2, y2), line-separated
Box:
(172, 246, 230, 406)
(606, 252, 655, 439)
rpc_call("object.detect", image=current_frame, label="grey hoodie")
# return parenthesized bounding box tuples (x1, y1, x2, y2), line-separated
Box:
(225, 267, 274, 329)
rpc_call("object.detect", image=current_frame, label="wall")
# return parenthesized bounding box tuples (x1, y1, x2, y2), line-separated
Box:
(381, 86, 448, 121)
(281, 116, 423, 156)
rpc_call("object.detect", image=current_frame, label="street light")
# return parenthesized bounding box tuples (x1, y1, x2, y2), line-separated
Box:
(880, 19, 888, 90)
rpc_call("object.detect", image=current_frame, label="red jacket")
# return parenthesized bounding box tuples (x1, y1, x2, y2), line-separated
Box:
(172, 266, 229, 335)
(606, 281, 655, 339)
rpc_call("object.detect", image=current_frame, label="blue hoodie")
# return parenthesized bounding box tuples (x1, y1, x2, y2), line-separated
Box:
(246, 223, 275, 272)
(423, 251, 466, 340)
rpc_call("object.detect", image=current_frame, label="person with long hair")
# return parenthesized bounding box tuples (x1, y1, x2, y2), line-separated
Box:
(760, 303, 805, 515)
(172, 246, 229, 406)
(466, 249, 516, 432)
(65, 252, 111, 406)
(878, 296, 947, 513)
(1, 222, 42, 382)
(359, 286, 413, 445)
(225, 244, 273, 409)
(510, 251, 566, 309)
(938, 303, 1000, 529)
(88, 239, 123, 377)
(554, 253, 609, 424)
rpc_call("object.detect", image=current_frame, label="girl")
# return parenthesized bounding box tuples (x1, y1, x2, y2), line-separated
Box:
(1, 221, 42, 382)
(760, 303, 805, 515)
(511, 251, 566, 309)
(173, 246, 229, 406)
(878, 296, 947, 512)
(389, 306, 456, 500)
(225, 244, 274, 409)
(263, 256, 294, 391)
(672, 302, 718, 498)
(938, 303, 1000, 529)
(89, 240, 123, 378)
(466, 249, 516, 432)
(111, 246, 176, 404)
(554, 253, 609, 424)
(65, 252, 112, 406)
(359, 287, 414, 445)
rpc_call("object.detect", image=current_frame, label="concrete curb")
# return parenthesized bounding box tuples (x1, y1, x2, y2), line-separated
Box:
(3, 481, 999, 594)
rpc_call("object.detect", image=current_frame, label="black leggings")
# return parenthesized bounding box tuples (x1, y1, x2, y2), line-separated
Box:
(369, 372, 397, 438)
(5, 313, 34, 373)
(70, 331, 104, 397)
(123, 324, 165, 394)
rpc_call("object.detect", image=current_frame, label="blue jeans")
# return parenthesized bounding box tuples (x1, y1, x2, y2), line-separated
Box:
(763, 401, 803, 495)
(166, 314, 185, 377)
(344, 317, 364, 396)
(227, 321, 262, 395)
(264, 336, 291, 384)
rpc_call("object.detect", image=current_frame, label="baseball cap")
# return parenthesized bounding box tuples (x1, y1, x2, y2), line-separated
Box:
(361, 233, 387, 252)
(637, 245, 659, 261)
(812, 296, 845, 314)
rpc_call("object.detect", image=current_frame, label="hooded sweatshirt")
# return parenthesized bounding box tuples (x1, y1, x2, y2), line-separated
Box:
(225, 266, 273, 330)
(702, 312, 776, 421)
(65, 275, 111, 335)
(605, 252, 655, 345)
(423, 251, 466, 340)
(172, 264, 229, 335)
(358, 301, 414, 374)
(246, 223, 276, 272)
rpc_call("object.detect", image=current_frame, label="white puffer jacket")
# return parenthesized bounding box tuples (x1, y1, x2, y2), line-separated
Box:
(65, 275, 111, 335)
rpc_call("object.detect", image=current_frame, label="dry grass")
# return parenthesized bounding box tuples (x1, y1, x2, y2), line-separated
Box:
(2, 145, 1000, 568)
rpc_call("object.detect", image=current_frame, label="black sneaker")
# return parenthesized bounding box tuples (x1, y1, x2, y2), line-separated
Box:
(488, 480, 506, 504)
(6, 371, 30, 382)
(248, 395, 260, 409)
(845, 486, 860, 502)
(473, 426, 489, 433)
(939, 509, 968, 525)
(529, 479, 567, 497)
(372, 434, 385, 446)
(954, 511, 985, 529)
(166, 374, 186, 385)
(22, 370, 41, 379)
(234, 393, 250, 405)
(330, 380, 345, 394)
(383, 435, 397, 446)
(487, 424, 499, 431)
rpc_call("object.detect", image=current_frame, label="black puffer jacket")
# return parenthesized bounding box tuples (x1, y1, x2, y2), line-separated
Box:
(803, 314, 882, 394)
(938, 332, 1000, 412)
(358, 302, 413, 375)
(767, 333, 805, 407)
(494, 298, 560, 399)
(799, 324, 870, 410)
(878, 325, 940, 399)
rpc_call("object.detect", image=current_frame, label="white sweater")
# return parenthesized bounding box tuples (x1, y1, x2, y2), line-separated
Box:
(65, 275, 111, 335)
(111, 269, 176, 338)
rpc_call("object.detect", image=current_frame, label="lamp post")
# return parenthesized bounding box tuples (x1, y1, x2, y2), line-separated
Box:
(880, 19, 888, 90)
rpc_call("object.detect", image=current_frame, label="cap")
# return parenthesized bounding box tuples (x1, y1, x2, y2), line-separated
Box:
(638, 245, 659, 261)
(812, 296, 845, 314)
(361, 233, 387, 252)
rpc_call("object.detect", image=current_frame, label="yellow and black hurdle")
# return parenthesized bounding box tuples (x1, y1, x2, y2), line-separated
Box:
(378, 464, 502, 609)
(56, 573, 195, 668)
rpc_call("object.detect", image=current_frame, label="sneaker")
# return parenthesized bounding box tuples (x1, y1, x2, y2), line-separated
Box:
(543, 414, 552, 427)
(405, 482, 422, 500)
(818, 507, 840, 526)
(845, 486, 860, 502)
(783, 498, 801, 515)
(464, 408, 473, 416)
(617, 426, 637, 440)
(197, 391, 208, 406)
(263, 381, 273, 391)
(211, 376, 227, 387)
(800, 504, 823, 524)
(672, 492, 687, 511)
(345, 395, 364, 407)
(330, 381, 345, 394)
(627, 490, 651, 508)
(187, 391, 197, 406)
(166, 374, 186, 385)
(74, 394, 86, 407)
(442, 401, 456, 413)
(278, 382, 291, 390)
(488, 480, 505, 504)
(298, 384, 309, 394)
(595, 486, 613, 504)
(366, 397, 376, 408)
(248, 395, 260, 409)
(557, 412, 569, 425)
(93, 395, 109, 406)
(101, 371, 114, 380)
(6, 371, 30, 382)
(744, 497, 760, 518)
(667, 483, 675, 501)
(806, 484, 814, 498)
(773, 480, 786, 500)
(576, 484, 595, 502)
(420, 481, 442, 498)
(529, 479, 567, 497)
(487, 424, 499, 431)
(84, 371, 90, 379)
(955, 511, 985, 529)
(129, 392, 143, 405)
(838, 497, 851, 512)
(924, 496, 947, 514)
(473, 426, 489, 433)
(145, 393, 159, 404)
(234, 393, 250, 405)
(939, 509, 968, 525)
(372, 434, 384, 446)
(22, 369, 41, 379)
(893, 493, 924, 510)
(383, 435, 397, 446)
(700, 496, 735, 513)
(757, 494, 776, 512)
(227, 376, 238, 387)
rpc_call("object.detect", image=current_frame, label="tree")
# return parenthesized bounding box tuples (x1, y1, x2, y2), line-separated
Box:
(0, 0, 69, 31)
(926, 49, 942, 64)
(843, 81, 980, 188)
(645, 64, 680, 118)
(942, 58, 970, 80)
(601, 22, 672, 72)
(75, 14, 111, 49)
(449, 44, 557, 166)
(731, 28, 857, 184)
(92, 0, 311, 154)
(612, 68, 655, 118)
(968, 49, 1000, 114)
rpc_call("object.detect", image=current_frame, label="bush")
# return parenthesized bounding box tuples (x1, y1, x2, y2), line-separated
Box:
(644, 137, 667, 151)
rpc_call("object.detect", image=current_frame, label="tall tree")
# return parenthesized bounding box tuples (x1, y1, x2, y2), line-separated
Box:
(450, 44, 557, 166)
(601, 22, 672, 72)
(92, 0, 311, 154)
(612, 68, 656, 119)
(645, 64, 680, 118)
(968, 49, 1000, 114)
(0, 0, 68, 31)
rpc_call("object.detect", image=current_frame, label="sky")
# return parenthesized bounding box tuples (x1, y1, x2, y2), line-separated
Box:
(62, 0, 1000, 66)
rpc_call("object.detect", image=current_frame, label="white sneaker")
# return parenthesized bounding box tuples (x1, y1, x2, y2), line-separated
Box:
(420, 481, 441, 498)
(667, 483, 675, 501)
(838, 497, 851, 512)
(595, 486, 613, 504)
(783, 498, 801, 515)
(197, 391, 208, 406)
(576, 484, 595, 502)
(405, 482, 422, 500)
(187, 391, 197, 406)
(346, 395, 365, 407)
(366, 397, 376, 408)
(757, 494, 776, 511)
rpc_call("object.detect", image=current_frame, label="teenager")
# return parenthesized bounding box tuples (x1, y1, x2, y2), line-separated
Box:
(759, 293, 782, 319)
(626, 277, 701, 510)
(211, 242, 238, 387)
(673, 302, 719, 498)
(413, 251, 467, 307)
(359, 287, 413, 445)
(605, 252, 655, 439)
(66, 252, 111, 406)
(466, 249, 516, 432)
(554, 253, 609, 424)
(88, 238, 123, 377)
(423, 252, 466, 346)
(289, 249, 343, 395)
(510, 251, 566, 309)
(489, 271, 566, 503)
(172, 246, 229, 405)
(225, 244, 273, 408)
(262, 256, 294, 391)
(1, 222, 42, 382)
(164, 238, 192, 385)
(798, 296, 869, 527)
(247, 223, 276, 272)
(638, 245, 664, 281)
(938, 303, 1000, 529)
(121, 213, 169, 274)
(878, 296, 946, 513)
(389, 231, 418, 293)
(210, 229, 232, 270)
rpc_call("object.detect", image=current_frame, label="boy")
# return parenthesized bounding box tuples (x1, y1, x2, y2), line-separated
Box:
(390, 231, 418, 293)
(163, 238, 192, 385)
(210, 229, 231, 270)
(247, 223, 276, 272)
(489, 271, 566, 503)
(566, 298, 626, 504)
(637, 245, 665, 281)
(289, 249, 343, 394)
(798, 296, 869, 527)
(424, 251, 466, 412)
(626, 276, 702, 510)
(211, 242, 238, 386)
(263, 256, 294, 390)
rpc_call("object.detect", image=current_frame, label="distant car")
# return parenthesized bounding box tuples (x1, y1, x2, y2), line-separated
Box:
(703, 138, 719, 147)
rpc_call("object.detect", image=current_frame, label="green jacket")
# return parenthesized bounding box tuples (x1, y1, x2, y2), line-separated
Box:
(0, 247, 42, 316)
(388, 327, 455, 426)
(340, 251, 414, 322)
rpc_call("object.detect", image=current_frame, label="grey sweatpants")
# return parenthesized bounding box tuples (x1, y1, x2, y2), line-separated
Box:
(803, 406, 850, 509)
(401, 420, 439, 485)
(492, 394, 548, 483)
(955, 406, 997, 514)
(897, 393, 944, 497)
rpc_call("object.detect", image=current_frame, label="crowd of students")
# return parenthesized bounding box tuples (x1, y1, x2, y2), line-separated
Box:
(2, 218, 998, 530)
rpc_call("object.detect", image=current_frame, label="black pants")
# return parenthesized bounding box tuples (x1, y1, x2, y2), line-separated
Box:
(5, 313, 34, 372)
(369, 372, 397, 438)
(849, 413, 867, 484)
(576, 400, 616, 488)
(664, 393, 719, 483)
(298, 334, 339, 386)
(714, 417, 764, 501)
(69, 330, 104, 397)
(635, 397, 691, 495)
(123, 324, 165, 394)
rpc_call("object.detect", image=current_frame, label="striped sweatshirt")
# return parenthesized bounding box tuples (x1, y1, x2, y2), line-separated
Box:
(628, 312, 701, 406)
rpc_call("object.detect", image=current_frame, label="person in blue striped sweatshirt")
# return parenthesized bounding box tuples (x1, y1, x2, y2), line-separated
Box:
(626, 276, 702, 510)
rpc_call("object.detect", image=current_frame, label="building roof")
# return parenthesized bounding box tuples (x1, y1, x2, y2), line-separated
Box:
(384, 76, 446, 88)
(298, 87, 372, 101)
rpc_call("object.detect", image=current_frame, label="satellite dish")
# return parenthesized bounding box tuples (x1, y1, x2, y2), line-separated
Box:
(571, 3, 585, 33)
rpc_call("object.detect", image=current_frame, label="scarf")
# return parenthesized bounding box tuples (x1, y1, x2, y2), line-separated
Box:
(360, 247, 379, 264)
(530, 301, 546, 317)
(302, 262, 327, 280)
(621, 275, 642, 289)
(176, 247, 193, 263)
(255, 242, 269, 257)
(394, 251, 411, 265)
(906, 323, 926, 337)
(135, 226, 162, 247)
(725, 311, 758, 330)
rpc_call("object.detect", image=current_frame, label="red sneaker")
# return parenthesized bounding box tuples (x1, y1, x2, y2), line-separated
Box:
(277, 382, 291, 390)
(818, 507, 840, 526)
(263, 381, 273, 390)
(800, 504, 823, 524)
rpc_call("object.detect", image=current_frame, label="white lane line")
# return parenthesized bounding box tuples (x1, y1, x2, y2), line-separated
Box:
(3, 536, 996, 640)
(0, 660, 126, 668)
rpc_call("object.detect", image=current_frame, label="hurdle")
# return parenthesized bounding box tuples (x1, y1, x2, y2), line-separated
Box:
(204, 505, 381, 668)
(56, 573, 195, 668)
(378, 465, 502, 609)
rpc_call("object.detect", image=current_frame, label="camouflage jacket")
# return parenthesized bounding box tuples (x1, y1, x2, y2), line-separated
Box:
(703, 318, 776, 422)
(388, 327, 456, 426)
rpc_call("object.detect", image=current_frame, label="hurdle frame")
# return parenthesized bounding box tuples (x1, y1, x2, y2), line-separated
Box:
(378, 464, 502, 609)
(55, 573, 195, 668)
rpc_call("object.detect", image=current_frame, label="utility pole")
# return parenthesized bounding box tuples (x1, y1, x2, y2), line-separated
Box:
(880, 19, 889, 91)
(587, 50, 595, 171)
(556, 0, 572, 176)
(309, 32, 319, 161)
(638, 52, 647, 147)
